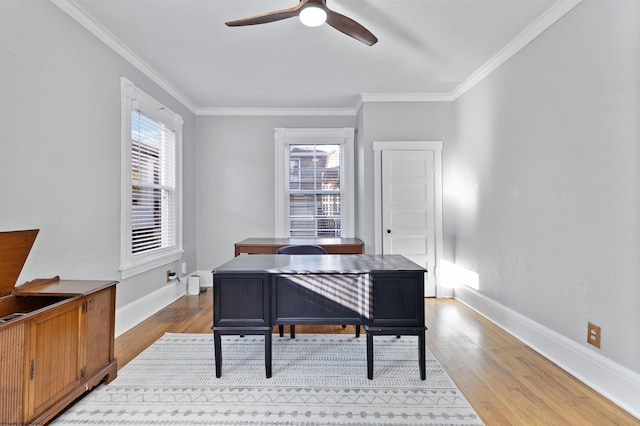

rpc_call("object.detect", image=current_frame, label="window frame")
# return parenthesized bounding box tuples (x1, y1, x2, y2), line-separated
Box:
(120, 77, 183, 279)
(274, 127, 355, 238)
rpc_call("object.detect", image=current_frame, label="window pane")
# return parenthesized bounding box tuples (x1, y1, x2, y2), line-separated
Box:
(131, 110, 177, 255)
(287, 143, 343, 236)
(275, 128, 354, 239)
(289, 193, 341, 237)
(289, 145, 341, 191)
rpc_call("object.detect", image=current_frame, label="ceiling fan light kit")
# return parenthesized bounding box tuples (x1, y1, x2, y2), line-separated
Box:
(299, 4, 327, 27)
(225, 0, 378, 46)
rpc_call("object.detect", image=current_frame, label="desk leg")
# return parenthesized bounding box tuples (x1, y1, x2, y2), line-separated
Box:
(366, 332, 374, 380)
(365, 326, 427, 380)
(213, 328, 272, 379)
(265, 331, 272, 378)
(418, 331, 426, 380)
(213, 330, 222, 378)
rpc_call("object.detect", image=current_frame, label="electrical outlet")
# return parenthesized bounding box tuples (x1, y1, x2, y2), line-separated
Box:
(587, 322, 601, 348)
(166, 270, 174, 283)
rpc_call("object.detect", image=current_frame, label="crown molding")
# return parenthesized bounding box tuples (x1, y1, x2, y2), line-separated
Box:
(195, 107, 358, 117)
(51, 0, 198, 114)
(360, 93, 455, 103)
(451, 0, 583, 100)
(51, 0, 582, 113)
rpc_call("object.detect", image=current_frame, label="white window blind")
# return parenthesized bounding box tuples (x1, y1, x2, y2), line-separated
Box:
(131, 111, 177, 254)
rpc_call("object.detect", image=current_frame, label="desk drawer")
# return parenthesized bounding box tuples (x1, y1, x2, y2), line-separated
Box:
(213, 273, 270, 327)
(368, 272, 424, 327)
(272, 275, 363, 324)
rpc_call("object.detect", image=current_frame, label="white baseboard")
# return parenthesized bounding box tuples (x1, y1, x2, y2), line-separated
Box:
(115, 280, 187, 338)
(455, 285, 640, 419)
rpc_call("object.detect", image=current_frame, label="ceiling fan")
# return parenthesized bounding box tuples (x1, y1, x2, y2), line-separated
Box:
(225, 0, 378, 46)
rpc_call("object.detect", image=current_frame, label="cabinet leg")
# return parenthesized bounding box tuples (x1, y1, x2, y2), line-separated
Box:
(278, 325, 284, 337)
(213, 331, 222, 378)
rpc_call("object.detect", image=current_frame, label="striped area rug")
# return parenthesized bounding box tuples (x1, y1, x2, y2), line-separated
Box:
(52, 333, 484, 425)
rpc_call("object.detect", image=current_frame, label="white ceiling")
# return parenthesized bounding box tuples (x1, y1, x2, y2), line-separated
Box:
(57, 0, 576, 112)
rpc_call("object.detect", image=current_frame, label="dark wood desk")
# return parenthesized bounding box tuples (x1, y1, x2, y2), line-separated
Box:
(234, 238, 364, 256)
(212, 254, 426, 380)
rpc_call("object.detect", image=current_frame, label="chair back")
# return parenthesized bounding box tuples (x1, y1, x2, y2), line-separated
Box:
(276, 244, 327, 255)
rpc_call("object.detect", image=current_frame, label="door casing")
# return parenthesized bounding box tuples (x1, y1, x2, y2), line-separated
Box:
(373, 141, 444, 297)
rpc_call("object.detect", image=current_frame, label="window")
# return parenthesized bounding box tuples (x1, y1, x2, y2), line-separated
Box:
(120, 77, 183, 278)
(275, 128, 355, 238)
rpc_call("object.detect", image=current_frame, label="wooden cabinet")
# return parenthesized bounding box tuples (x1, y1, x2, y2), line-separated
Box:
(0, 230, 117, 425)
(1, 281, 117, 425)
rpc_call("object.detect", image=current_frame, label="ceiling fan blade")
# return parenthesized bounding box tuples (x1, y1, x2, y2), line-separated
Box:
(225, 3, 303, 27)
(326, 9, 378, 46)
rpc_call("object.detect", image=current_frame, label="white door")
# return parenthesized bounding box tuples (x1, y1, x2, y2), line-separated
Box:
(381, 150, 436, 296)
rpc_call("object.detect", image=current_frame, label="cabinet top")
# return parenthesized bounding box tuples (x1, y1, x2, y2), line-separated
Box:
(14, 277, 118, 297)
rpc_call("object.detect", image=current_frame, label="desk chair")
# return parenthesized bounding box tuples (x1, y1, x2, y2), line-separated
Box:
(276, 244, 328, 255)
(275, 244, 360, 338)
(276, 245, 326, 338)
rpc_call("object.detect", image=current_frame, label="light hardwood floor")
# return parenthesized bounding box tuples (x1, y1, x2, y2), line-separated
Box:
(114, 290, 638, 425)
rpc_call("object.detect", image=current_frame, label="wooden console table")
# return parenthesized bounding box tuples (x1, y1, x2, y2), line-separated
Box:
(212, 254, 426, 380)
(234, 237, 364, 257)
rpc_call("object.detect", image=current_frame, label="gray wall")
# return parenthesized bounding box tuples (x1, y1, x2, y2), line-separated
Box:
(356, 102, 456, 256)
(452, 0, 640, 373)
(195, 115, 356, 271)
(0, 0, 198, 309)
(195, 105, 457, 272)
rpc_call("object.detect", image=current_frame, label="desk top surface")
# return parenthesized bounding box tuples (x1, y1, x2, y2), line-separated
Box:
(213, 254, 426, 274)
(235, 238, 364, 246)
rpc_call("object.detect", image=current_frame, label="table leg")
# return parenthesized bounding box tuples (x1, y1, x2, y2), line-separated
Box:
(213, 330, 222, 378)
(366, 332, 374, 380)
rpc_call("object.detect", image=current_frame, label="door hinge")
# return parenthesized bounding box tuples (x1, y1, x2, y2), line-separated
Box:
(29, 359, 35, 380)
